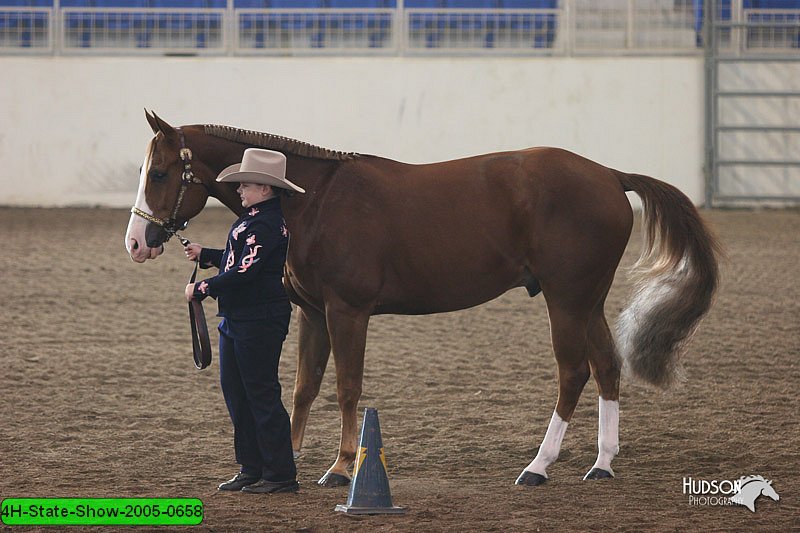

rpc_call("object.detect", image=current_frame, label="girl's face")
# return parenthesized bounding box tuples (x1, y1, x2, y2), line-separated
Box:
(236, 182, 271, 208)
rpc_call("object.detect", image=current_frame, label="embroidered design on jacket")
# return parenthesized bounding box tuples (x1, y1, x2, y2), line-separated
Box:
(232, 222, 247, 241)
(281, 219, 289, 237)
(224, 249, 236, 272)
(246, 234, 256, 246)
(197, 280, 209, 294)
(249, 207, 260, 216)
(238, 245, 262, 273)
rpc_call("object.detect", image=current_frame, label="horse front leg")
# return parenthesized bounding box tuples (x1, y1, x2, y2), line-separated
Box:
(317, 302, 370, 487)
(290, 305, 331, 459)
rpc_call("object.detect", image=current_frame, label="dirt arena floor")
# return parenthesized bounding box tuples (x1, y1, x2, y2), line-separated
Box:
(0, 206, 798, 532)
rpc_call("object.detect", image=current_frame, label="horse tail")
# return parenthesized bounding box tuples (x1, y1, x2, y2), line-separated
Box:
(614, 172, 721, 388)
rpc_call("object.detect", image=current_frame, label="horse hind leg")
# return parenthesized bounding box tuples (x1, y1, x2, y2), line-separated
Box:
(516, 305, 591, 486)
(583, 311, 621, 481)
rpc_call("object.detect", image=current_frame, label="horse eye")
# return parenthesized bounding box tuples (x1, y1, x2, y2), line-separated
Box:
(149, 169, 167, 182)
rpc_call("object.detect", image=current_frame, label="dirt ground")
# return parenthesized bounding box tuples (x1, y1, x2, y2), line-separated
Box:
(0, 206, 798, 532)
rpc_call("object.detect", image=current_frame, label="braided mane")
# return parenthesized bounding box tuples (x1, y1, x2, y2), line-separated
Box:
(203, 124, 358, 161)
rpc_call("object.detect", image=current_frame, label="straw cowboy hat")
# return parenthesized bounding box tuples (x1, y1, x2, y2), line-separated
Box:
(217, 148, 305, 193)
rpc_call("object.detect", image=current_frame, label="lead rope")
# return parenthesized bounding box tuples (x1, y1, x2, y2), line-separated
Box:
(180, 235, 211, 369)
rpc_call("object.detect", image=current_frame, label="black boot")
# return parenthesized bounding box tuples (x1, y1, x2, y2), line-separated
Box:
(241, 479, 299, 494)
(218, 472, 260, 491)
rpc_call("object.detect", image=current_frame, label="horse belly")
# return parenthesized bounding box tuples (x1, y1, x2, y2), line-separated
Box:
(376, 234, 528, 315)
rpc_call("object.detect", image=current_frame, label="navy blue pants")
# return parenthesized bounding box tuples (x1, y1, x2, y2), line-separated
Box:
(218, 307, 296, 482)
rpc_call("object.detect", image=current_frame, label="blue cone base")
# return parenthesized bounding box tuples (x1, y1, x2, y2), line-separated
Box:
(335, 504, 406, 515)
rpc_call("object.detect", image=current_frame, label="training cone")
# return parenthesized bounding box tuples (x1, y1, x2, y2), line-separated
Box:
(335, 407, 406, 515)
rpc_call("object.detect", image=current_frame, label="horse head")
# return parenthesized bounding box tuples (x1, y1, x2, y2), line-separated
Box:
(759, 478, 780, 502)
(125, 110, 213, 263)
(731, 475, 780, 512)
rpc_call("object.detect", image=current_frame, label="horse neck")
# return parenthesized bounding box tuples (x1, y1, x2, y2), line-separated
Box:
(187, 128, 339, 217)
(741, 482, 763, 498)
(281, 153, 340, 210)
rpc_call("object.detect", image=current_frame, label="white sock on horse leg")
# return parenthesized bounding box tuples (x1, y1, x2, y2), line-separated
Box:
(523, 410, 568, 478)
(589, 397, 619, 475)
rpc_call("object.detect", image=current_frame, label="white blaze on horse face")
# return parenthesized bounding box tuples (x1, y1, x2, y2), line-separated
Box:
(587, 397, 619, 476)
(125, 139, 163, 262)
(523, 411, 568, 478)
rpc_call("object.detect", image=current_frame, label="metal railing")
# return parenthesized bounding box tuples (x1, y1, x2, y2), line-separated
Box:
(0, 1, 798, 57)
(0, 7, 52, 53)
(234, 7, 397, 55)
(60, 7, 226, 54)
(705, 0, 800, 205)
(403, 8, 562, 54)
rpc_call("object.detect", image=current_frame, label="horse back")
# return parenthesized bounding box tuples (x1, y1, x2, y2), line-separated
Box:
(287, 147, 632, 315)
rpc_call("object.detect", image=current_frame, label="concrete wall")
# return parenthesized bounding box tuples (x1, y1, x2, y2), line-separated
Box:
(0, 56, 704, 207)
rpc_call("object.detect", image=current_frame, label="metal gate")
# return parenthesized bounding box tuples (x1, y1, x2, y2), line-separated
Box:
(704, 0, 800, 206)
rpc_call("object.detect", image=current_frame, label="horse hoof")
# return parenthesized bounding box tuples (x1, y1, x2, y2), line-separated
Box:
(515, 471, 547, 486)
(583, 468, 614, 480)
(318, 472, 350, 487)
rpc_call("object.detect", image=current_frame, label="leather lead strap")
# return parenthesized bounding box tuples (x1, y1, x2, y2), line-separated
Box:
(183, 236, 211, 370)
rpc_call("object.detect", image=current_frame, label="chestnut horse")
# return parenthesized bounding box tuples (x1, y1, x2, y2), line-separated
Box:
(126, 111, 719, 487)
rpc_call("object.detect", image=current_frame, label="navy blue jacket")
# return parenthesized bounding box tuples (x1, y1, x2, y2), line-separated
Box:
(193, 197, 289, 321)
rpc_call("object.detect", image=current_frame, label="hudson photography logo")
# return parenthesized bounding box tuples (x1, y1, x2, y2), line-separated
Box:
(683, 475, 780, 512)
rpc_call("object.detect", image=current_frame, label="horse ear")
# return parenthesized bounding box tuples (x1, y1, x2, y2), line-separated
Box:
(145, 109, 159, 134)
(150, 111, 179, 143)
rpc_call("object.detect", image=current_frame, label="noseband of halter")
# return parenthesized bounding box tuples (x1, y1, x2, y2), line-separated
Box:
(131, 127, 205, 243)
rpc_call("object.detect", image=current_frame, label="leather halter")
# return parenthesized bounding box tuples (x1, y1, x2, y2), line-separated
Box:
(130, 128, 205, 243)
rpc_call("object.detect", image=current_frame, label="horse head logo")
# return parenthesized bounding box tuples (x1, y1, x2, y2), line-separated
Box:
(729, 475, 780, 512)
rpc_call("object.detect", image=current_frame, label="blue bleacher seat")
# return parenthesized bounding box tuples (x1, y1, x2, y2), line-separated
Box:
(239, 12, 259, 30)
(0, 1, 52, 6)
(408, 1, 497, 48)
(149, 0, 209, 7)
(269, 0, 325, 30)
(407, 3, 437, 42)
(404, 1, 445, 7)
(0, 5, 51, 47)
(234, 0, 266, 6)
(150, 2, 202, 31)
(270, 0, 325, 7)
(329, 0, 378, 30)
(327, 0, 392, 47)
(328, 0, 379, 6)
(240, 0, 325, 48)
(500, 0, 556, 7)
(743, 0, 800, 48)
(444, 0, 494, 35)
(744, 0, 800, 6)
(694, 0, 734, 46)
(494, 0, 556, 48)
(0, 14, 16, 29)
(94, 0, 146, 6)
(0, 17, 13, 33)
(444, 0, 497, 7)
(93, 0, 146, 32)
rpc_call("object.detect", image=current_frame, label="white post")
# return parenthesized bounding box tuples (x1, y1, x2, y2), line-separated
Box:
(52, 0, 60, 55)
(227, 0, 234, 56)
(397, 0, 405, 56)
(731, 0, 743, 55)
(626, 0, 635, 50)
